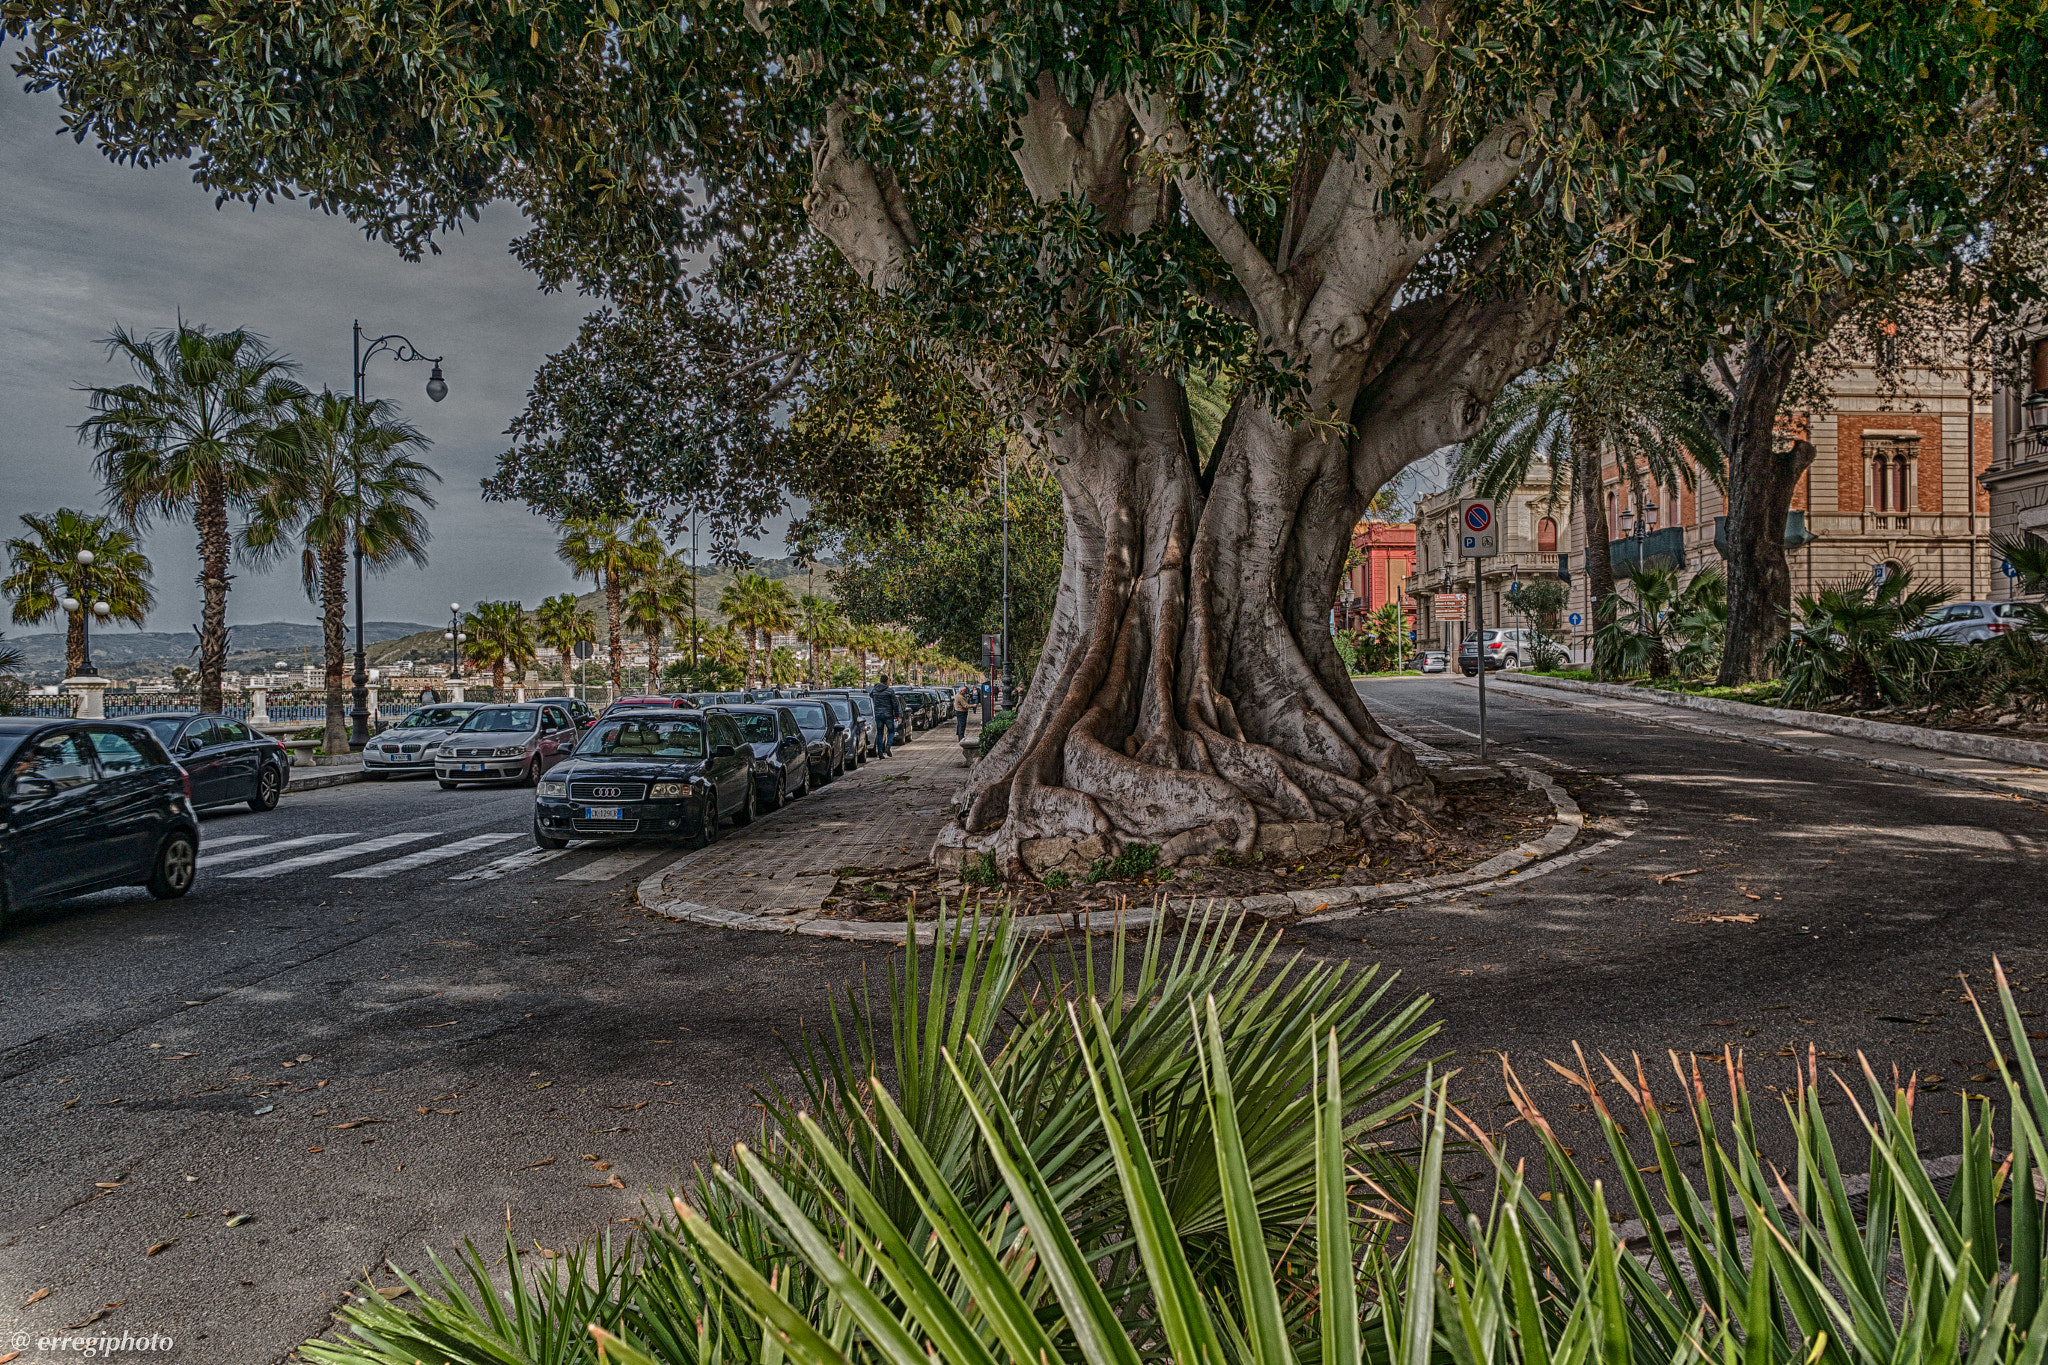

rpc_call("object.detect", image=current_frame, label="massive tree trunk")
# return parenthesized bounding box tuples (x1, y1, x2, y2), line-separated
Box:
(1576, 435, 1617, 677)
(1715, 336, 1807, 685)
(604, 572, 624, 695)
(808, 81, 1559, 874)
(319, 537, 349, 755)
(195, 472, 232, 715)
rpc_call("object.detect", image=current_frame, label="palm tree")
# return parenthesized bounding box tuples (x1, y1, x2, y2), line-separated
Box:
(768, 646, 802, 686)
(720, 573, 797, 688)
(240, 391, 438, 755)
(4, 509, 156, 676)
(463, 601, 538, 694)
(794, 593, 847, 686)
(534, 592, 596, 687)
(700, 623, 748, 683)
(1772, 569, 1951, 710)
(845, 622, 888, 685)
(624, 555, 692, 691)
(80, 323, 304, 711)
(556, 516, 662, 696)
(1455, 336, 1723, 680)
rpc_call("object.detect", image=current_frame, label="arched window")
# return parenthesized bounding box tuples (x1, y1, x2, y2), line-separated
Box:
(1537, 517, 1557, 552)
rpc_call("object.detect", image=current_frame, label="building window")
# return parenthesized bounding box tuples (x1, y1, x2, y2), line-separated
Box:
(1537, 517, 1557, 552)
(1863, 436, 1917, 515)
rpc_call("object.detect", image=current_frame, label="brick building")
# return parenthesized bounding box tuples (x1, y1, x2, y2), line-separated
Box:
(1339, 519, 1417, 629)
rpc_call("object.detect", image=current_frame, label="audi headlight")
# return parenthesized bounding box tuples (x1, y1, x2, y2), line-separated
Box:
(649, 781, 687, 798)
(494, 745, 526, 757)
(538, 779, 567, 797)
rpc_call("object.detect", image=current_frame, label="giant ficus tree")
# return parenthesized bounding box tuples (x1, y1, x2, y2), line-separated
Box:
(7, 0, 1892, 869)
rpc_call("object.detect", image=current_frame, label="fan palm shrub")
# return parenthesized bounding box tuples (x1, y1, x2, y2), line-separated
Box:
(1773, 569, 1951, 710)
(80, 323, 304, 711)
(4, 509, 156, 676)
(535, 593, 597, 688)
(1595, 567, 1726, 681)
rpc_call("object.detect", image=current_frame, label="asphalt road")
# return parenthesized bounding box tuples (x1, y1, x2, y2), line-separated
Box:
(3, 680, 2045, 1362)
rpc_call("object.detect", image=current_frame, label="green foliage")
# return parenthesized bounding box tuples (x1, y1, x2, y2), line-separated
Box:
(535, 593, 597, 685)
(1595, 567, 1726, 681)
(663, 656, 744, 692)
(1505, 577, 1567, 624)
(1107, 843, 1159, 880)
(826, 661, 860, 688)
(3, 508, 156, 676)
(1528, 634, 1570, 672)
(1083, 857, 1110, 885)
(1772, 569, 1951, 710)
(976, 709, 1016, 758)
(1039, 870, 1069, 890)
(959, 852, 999, 887)
(1332, 630, 1360, 675)
(828, 466, 1060, 675)
(463, 602, 538, 693)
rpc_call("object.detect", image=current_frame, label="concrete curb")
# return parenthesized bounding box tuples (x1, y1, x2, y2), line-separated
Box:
(1484, 676, 2048, 801)
(635, 762, 1589, 942)
(1501, 673, 2048, 769)
(282, 764, 365, 794)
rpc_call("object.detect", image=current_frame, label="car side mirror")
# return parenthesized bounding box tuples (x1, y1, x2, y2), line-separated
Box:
(11, 776, 57, 800)
(713, 744, 736, 758)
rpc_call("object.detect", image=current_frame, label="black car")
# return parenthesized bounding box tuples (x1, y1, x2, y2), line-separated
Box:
(135, 712, 291, 812)
(710, 704, 810, 810)
(529, 696, 598, 731)
(532, 710, 755, 850)
(1, 717, 200, 920)
(811, 693, 870, 766)
(894, 687, 936, 731)
(776, 697, 848, 784)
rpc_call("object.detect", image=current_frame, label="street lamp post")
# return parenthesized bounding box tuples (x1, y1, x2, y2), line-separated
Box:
(350, 320, 448, 746)
(61, 548, 110, 677)
(443, 603, 465, 684)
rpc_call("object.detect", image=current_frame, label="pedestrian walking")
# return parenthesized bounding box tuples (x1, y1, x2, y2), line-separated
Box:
(419, 684, 440, 705)
(953, 682, 972, 740)
(868, 674, 899, 757)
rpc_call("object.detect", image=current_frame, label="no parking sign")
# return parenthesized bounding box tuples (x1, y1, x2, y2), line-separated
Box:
(1456, 497, 1497, 558)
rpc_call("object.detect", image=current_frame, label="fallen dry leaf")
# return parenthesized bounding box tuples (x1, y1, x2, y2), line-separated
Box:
(1678, 912, 1760, 925)
(68, 1309, 111, 1330)
(523, 1157, 556, 1169)
(331, 1119, 384, 1130)
(613, 1102, 648, 1112)
(435, 1108, 459, 1115)
(145, 1239, 177, 1256)
(1744, 893, 1762, 900)
(2, 1350, 22, 1363)
(307, 1147, 324, 1154)
(1655, 868, 1702, 883)
(418, 1021, 459, 1030)
(591, 1162, 612, 1172)
(23, 1287, 50, 1307)
(93, 1181, 123, 1190)
(375, 1286, 410, 1300)
(533, 1081, 553, 1091)
(587, 1175, 626, 1190)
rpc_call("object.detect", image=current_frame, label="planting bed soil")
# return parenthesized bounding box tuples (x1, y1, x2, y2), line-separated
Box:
(810, 769, 1558, 923)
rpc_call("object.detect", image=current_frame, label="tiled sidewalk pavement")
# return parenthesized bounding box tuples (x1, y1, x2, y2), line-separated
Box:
(640, 725, 974, 923)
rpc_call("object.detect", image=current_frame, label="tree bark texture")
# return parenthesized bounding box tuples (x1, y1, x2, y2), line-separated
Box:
(604, 573, 624, 694)
(195, 473, 231, 715)
(1714, 336, 1805, 685)
(811, 80, 1559, 874)
(319, 538, 349, 756)
(1575, 435, 1617, 677)
(66, 615, 86, 679)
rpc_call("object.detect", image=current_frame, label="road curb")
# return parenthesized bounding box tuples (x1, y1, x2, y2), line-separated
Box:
(283, 765, 366, 794)
(634, 762, 1590, 942)
(1498, 673, 2048, 769)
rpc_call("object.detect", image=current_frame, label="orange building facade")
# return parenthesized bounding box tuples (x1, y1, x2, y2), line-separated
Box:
(1340, 520, 1417, 629)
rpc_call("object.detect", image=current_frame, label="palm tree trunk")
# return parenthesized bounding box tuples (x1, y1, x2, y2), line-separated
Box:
(604, 572, 624, 696)
(67, 613, 85, 678)
(494, 660, 507, 692)
(195, 473, 232, 713)
(319, 538, 349, 755)
(1576, 439, 1617, 681)
(647, 630, 660, 690)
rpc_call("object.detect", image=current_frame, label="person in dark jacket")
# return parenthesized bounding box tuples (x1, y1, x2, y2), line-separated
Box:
(868, 675, 899, 757)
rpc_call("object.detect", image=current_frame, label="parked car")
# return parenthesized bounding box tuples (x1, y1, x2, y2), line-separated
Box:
(815, 689, 879, 761)
(776, 697, 848, 784)
(362, 703, 483, 778)
(811, 693, 868, 766)
(434, 703, 583, 787)
(1904, 601, 2027, 646)
(1458, 628, 1538, 675)
(1413, 651, 1449, 674)
(709, 703, 810, 810)
(533, 710, 754, 849)
(894, 687, 936, 730)
(1, 717, 200, 919)
(598, 695, 693, 721)
(700, 690, 758, 706)
(134, 712, 291, 811)
(528, 696, 598, 731)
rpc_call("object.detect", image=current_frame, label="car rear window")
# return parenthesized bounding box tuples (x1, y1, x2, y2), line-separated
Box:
(142, 717, 186, 746)
(735, 713, 780, 743)
(785, 703, 829, 728)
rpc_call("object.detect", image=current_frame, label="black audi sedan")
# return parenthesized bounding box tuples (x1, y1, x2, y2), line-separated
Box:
(531, 710, 755, 850)
(775, 696, 848, 784)
(710, 704, 809, 811)
(134, 712, 292, 812)
(1, 716, 200, 920)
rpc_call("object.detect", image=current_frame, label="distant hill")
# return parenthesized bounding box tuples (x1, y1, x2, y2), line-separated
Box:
(7, 621, 437, 681)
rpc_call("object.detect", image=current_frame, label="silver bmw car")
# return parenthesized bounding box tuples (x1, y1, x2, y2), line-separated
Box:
(362, 704, 482, 777)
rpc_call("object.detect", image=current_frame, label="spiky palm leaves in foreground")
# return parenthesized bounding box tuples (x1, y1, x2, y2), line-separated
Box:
(307, 915, 2048, 1365)
(1773, 569, 1952, 710)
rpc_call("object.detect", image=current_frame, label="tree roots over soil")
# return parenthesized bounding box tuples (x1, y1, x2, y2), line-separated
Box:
(863, 770, 1548, 921)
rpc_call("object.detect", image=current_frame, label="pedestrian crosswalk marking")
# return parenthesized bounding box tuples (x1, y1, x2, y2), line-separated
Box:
(199, 833, 271, 851)
(333, 832, 523, 879)
(222, 832, 438, 879)
(555, 849, 669, 882)
(200, 833, 358, 868)
(446, 845, 581, 881)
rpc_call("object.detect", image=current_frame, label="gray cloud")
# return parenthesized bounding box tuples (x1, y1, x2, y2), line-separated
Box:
(1, 78, 792, 638)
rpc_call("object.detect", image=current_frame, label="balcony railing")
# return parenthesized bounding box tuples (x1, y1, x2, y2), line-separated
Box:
(1608, 526, 1687, 573)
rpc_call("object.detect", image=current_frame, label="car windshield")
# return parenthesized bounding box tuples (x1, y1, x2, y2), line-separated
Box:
(399, 707, 475, 729)
(734, 713, 781, 743)
(784, 702, 829, 729)
(142, 717, 187, 745)
(459, 709, 538, 733)
(576, 717, 706, 759)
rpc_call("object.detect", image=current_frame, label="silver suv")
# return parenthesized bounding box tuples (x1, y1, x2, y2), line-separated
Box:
(1904, 601, 2026, 646)
(1458, 628, 1537, 675)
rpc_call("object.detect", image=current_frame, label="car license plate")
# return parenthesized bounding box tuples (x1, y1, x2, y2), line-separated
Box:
(462, 763, 485, 772)
(583, 806, 623, 821)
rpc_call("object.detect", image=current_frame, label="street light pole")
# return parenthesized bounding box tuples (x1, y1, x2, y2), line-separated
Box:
(444, 603, 464, 685)
(62, 549, 107, 676)
(350, 320, 449, 746)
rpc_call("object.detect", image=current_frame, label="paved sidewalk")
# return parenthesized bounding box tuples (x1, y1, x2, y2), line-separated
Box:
(1467, 675, 2048, 802)
(640, 726, 970, 924)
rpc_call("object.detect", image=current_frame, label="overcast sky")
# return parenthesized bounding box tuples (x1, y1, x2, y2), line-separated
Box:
(1, 75, 788, 638)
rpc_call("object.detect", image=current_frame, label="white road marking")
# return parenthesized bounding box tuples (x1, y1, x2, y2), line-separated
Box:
(221, 832, 439, 879)
(447, 846, 579, 881)
(199, 833, 358, 867)
(555, 849, 669, 882)
(196, 832, 271, 851)
(333, 831, 523, 879)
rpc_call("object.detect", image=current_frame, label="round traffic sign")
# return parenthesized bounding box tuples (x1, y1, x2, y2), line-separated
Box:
(1463, 504, 1492, 532)
(2005, 560, 2021, 579)
(1568, 612, 1582, 626)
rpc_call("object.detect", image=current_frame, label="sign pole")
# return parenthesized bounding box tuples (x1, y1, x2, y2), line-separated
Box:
(1474, 554, 1487, 761)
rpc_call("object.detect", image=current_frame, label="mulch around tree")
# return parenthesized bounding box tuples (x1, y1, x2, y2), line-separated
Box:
(810, 769, 1556, 923)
